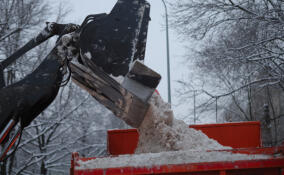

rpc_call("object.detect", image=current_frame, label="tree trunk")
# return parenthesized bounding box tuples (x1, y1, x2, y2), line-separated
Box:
(0, 69, 5, 88)
(0, 156, 7, 175)
(40, 161, 47, 175)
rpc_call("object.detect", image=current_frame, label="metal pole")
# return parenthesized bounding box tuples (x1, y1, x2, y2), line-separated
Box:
(216, 97, 218, 123)
(161, 0, 171, 104)
(193, 90, 196, 124)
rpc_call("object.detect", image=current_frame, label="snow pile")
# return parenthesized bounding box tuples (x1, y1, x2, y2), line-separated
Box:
(76, 150, 269, 170)
(76, 93, 271, 170)
(135, 93, 230, 153)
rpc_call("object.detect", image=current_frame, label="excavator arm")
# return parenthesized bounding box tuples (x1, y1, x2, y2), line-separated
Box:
(0, 0, 160, 161)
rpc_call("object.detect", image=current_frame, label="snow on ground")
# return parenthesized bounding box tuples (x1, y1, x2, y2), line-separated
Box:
(76, 150, 270, 170)
(76, 93, 270, 170)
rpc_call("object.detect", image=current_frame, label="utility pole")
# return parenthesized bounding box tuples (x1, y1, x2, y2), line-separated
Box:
(215, 97, 218, 123)
(193, 90, 196, 124)
(161, 0, 171, 104)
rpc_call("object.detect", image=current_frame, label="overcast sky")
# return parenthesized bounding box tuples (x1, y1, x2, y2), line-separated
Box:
(49, 0, 191, 120)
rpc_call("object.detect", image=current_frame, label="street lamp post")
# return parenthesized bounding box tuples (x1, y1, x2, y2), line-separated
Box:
(161, 0, 171, 104)
(193, 90, 196, 124)
(215, 97, 218, 123)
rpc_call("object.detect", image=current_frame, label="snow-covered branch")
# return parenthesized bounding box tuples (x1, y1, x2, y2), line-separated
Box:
(0, 28, 22, 42)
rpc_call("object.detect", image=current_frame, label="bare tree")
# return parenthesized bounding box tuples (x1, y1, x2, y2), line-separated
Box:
(0, 1, 50, 174)
(171, 0, 284, 145)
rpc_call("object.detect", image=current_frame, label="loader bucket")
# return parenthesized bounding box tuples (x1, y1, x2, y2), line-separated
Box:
(72, 0, 156, 127)
(79, 0, 151, 76)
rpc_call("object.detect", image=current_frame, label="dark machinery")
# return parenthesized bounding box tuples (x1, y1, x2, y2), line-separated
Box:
(0, 0, 160, 161)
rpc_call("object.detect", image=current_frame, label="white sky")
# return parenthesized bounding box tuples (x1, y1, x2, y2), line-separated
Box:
(49, 0, 192, 121)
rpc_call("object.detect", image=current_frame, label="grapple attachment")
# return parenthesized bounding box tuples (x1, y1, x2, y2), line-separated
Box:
(71, 0, 159, 128)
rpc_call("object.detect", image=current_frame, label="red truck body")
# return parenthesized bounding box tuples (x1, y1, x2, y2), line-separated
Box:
(107, 121, 262, 155)
(70, 121, 284, 175)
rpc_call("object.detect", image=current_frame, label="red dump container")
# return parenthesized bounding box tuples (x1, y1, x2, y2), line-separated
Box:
(107, 129, 139, 155)
(71, 121, 283, 175)
(71, 146, 284, 175)
(108, 121, 261, 155)
(189, 121, 261, 148)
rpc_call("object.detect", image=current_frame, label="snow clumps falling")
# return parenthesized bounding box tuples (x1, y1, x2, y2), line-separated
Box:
(135, 93, 230, 154)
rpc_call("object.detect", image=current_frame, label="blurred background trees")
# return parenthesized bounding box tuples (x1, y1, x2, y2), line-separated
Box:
(170, 0, 284, 146)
